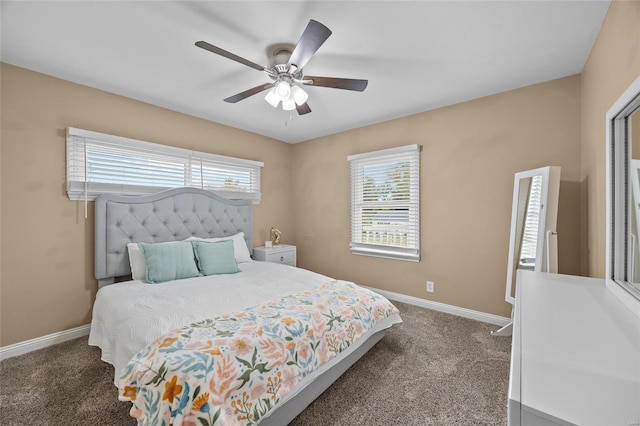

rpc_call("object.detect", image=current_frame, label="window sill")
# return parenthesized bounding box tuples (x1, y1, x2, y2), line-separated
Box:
(350, 246, 420, 262)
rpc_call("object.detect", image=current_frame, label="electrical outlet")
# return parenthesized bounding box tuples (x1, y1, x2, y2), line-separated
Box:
(426, 281, 435, 293)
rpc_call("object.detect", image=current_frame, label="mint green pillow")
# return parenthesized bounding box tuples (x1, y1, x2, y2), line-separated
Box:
(192, 240, 240, 276)
(138, 241, 200, 284)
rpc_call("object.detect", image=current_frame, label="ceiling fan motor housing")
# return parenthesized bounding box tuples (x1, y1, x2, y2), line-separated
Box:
(266, 46, 304, 81)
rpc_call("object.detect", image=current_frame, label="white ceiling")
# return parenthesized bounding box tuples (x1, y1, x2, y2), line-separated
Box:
(1, 1, 610, 144)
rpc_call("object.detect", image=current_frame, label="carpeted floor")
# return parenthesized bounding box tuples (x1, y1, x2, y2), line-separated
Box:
(0, 302, 511, 425)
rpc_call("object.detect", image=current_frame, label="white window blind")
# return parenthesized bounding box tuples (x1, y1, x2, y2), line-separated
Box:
(66, 127, 263, 202)
(348, 144, 420, 261)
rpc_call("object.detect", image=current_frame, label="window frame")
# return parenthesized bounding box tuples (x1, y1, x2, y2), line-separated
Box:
(348, 144, 420, 262)
(66, 127, 263, 203)
(606, 75, 640, 318)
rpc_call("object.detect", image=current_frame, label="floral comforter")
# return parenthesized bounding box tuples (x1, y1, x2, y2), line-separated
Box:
(118, 280, 400, 425)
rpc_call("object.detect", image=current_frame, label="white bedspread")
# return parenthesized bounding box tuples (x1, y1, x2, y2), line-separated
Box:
(89, 262, 341, 383)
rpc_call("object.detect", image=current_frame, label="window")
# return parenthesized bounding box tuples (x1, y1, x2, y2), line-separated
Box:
(66, 127, 263, 202)
(608, 75, 640, 309)
(348, 144, 420, 261)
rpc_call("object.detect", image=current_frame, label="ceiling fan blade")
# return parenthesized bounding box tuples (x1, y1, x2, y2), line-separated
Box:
(195, 41, 265, 72)
(296, 102, 312, 115)
(287, 20, 332, 70)
(302, 76, 368, 92)
(224, 83, 275, 103)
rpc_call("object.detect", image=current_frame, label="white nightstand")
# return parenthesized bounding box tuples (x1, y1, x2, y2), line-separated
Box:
(253, 244, 296, 267)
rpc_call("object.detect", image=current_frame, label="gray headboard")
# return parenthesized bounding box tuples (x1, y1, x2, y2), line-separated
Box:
(95, 187, 253, 287)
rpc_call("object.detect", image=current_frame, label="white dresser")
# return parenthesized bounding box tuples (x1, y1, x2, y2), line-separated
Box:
(509, 271, 640, 425)
(252, 244, 297, 267)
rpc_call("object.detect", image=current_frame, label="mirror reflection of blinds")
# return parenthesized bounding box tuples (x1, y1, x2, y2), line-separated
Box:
(520, 175, 543, 260)
(349, 145, 420, 261)
(66, 128, 263, 202)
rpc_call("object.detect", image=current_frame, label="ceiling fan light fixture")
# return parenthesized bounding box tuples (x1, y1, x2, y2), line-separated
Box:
(275, 80, 291, 100)
(196, 19, 367, 116)
(265, 88, 280, 108)
(290, 85, 309, 106)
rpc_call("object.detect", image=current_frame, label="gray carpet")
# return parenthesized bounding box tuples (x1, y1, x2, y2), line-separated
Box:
(0, 302, 511, 425)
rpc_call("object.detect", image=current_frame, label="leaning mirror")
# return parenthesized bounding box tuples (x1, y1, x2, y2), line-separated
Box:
(607, 74, 640, 317)
(492, 166, 560, 336)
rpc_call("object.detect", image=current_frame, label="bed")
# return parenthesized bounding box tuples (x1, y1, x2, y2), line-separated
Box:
(88, 187, 402, 425)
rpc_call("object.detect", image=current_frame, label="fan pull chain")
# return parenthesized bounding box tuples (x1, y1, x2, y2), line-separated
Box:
(285, 112, 294, 126)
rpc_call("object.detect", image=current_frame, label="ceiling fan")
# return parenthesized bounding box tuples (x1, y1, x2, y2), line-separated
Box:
(195, 19, 368, 115)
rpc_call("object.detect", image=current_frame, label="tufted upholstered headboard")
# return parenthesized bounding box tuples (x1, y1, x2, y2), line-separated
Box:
(95, 187, 253, 287)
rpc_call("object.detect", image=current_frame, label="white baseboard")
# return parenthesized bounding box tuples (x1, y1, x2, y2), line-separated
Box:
(0, 324, 91, 361)
(365, 286, 511, 327)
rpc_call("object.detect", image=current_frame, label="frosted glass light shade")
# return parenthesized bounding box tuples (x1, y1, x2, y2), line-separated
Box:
(275, 81, 291, 100)
(290, 85, 309, 106)
(264, 88, 280, 108)
(282, 98, 296, 111)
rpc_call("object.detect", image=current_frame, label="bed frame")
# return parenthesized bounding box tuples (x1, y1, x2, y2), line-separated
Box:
(93, 187, 387, 424)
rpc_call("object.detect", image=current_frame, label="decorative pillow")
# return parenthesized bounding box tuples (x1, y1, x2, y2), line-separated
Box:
(128, 237, 198, 280)
(138, 241, 200, 284)
(127, 243, 147, 281)
(191, 240, 240, 276)
(187, 232, 252, 263)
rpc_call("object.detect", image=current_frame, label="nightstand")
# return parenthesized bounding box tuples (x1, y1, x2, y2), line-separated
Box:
(253, 244, 296, 267)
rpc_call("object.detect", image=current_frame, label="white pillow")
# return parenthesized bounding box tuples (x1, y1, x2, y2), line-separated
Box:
(127, 243, 147, 281)
(187, 232, 252, 263)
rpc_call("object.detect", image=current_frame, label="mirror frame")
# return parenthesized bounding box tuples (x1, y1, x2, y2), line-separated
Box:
(605, 74, 640, 318)
(504, 166, 561, 305)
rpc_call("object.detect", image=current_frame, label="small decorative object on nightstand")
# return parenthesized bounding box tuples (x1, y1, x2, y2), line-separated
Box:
(253, 244, 296, 267)
(269, 227, 282, 245)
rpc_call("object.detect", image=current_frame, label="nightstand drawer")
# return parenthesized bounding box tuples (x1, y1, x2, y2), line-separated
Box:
(265, 250, 295, 265)
(252, 244, 297, 266)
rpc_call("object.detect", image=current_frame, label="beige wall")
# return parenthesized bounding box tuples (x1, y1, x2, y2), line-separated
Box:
(0, 63, 293, 346)
(291, 76, 582, 318)
(581, 0, 640, 278)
